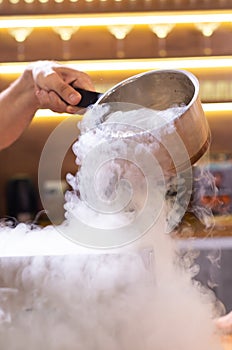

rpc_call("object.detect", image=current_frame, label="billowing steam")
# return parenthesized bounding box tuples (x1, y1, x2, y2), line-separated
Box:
(0, 103, 225, 349)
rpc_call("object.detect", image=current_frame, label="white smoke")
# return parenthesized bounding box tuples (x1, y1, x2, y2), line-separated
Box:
(0, 103, 225, 349)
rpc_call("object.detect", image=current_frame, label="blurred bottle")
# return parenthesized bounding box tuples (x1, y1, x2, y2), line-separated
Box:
(6, 174, 38, 223)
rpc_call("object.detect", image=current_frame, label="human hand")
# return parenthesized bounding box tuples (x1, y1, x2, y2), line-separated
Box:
(215, 311, 232, 334)
(30, 61, 95, 114)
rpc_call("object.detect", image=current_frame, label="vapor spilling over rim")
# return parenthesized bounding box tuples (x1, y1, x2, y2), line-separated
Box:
(96, 69, 210, 173)
(36, 69, 209, 248)
(38, 104, 193, 248)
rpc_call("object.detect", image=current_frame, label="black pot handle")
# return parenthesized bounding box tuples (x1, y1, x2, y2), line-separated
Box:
(73, 87, 103, 108)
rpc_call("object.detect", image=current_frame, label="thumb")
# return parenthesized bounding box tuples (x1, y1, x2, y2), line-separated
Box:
(58, 83, 82, 106)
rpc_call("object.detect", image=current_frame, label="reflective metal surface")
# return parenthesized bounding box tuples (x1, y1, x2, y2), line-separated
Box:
(97, 69, 210, 175)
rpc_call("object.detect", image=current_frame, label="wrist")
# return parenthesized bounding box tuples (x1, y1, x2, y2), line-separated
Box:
(21, 65, 41, 111)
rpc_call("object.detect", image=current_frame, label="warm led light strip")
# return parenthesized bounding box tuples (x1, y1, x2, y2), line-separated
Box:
(202, 102, 232, 113)
(1, 56, 232, 75)
(35, 110, 74, 118)
(0, 10, 232, 28)
(34, 103, 232, 118)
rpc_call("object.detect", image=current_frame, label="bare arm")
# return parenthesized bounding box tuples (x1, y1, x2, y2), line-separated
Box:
(0, 61, 95, 150)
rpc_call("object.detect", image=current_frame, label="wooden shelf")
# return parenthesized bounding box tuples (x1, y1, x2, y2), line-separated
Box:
(0, 0, 232, 16)
(1, 9, 232, 64)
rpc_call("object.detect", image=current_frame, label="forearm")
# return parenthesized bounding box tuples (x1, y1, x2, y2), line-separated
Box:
(0, 67, 39, 150)
(0, 61, 95, 150)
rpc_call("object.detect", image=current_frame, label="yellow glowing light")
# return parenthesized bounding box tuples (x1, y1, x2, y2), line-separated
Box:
(34, 110, 73, 118)
(195, 22, 220, 37)
(1, 56, 232, 75)
(0, 10, 232, 28)
(202, 102, 232, 113)
(53, 27, 79, 41)
(149, 23, 175, 39)
(8, 28, 33, 42)
(24, 0, 35, 4)
(108, 25, 133, 40)
(8, 0, 20, 4)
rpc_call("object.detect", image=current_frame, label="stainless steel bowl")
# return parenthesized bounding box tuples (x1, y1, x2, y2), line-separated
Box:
(96, 69, 210, 176)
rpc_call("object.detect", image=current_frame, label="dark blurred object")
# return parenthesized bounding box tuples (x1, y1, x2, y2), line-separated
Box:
(6, 175, 38, 223)
(73, 87, 102, 108)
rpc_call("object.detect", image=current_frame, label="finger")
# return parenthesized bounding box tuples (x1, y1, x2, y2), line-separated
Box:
(215, 312, 232, 334)
(39, 72, 83, 106)
(36, 89, 69, 113)
(70, 72, 95, 92)
(52, 67, 96, 101)
(34, 63, 95, 107)
(66, 105, 86, 115)
(35, 89, 51, 107)
(54, 66, 95, 92)
(36, 88, 85, 114)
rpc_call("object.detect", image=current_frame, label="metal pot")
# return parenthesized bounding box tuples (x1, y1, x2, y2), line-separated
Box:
(76, 69, 210, 176)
